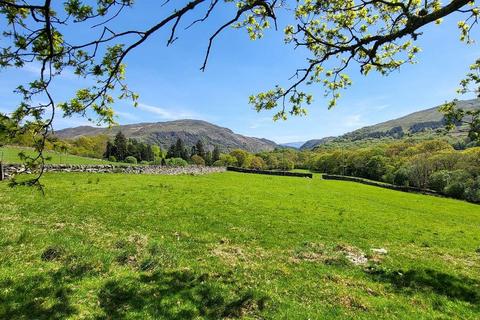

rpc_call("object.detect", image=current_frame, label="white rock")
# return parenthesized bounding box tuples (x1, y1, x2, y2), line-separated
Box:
(371, 248, 388, 255)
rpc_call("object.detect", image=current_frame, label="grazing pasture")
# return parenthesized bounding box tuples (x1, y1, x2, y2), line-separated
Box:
(0, 172, 479, 319)
(0, 146, 116, 165)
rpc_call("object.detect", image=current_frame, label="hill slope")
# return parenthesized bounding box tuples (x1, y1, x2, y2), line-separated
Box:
(301, 99, 480, 150)
(55, 119, 277, 152)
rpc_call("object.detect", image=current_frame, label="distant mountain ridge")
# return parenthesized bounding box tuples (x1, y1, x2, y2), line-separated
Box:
(55, 119, 277, 153)
(279, 142, 305, 149)
(300, 99, 480, 150)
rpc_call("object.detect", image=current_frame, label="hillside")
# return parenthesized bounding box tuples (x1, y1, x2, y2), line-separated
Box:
(55, 119, 277, 153)
(301, 99, 480, 150)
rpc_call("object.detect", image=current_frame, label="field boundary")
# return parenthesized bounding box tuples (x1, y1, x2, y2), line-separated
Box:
(321, 174, 440, 196)
(1, 163, 226, 179)
(227, 166, 313, 178)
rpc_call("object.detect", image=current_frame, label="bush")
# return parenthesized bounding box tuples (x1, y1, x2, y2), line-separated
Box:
(139, 160, 149, 165)
(125, 156, 137, 164)
(152, 159, 163, 165)
(392, 167, 409, 186)
(165, 158, 188, 167)
(216, 154, 237, 167)
(212, 160, 224, 167)
(443, 170, 471, 199)
(108, 155, 117, 162)
(444, 182, 466, 199)
(465, 177, 480, 203)
(249, 156, 265, 170)
(191, 154, 205, 166)
(428, 170, 450, 192)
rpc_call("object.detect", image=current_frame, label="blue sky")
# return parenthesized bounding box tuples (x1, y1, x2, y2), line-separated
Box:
(0, 2, 478, 143)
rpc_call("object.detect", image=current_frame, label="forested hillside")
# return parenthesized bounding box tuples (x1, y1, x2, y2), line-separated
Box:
(301, 99, 480, 150)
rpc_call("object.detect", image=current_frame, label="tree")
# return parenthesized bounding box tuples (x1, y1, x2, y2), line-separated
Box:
(191, 154, 206, 166)
(250, 156, 266, 170)
(113, 131, 127, 161)
(212, 146, 221, 163)
(151, 145, 162, 160)
(230, 149, 252, 168)
(166, 144, 176, 159)
(174, 138, 189, 160)
(195, 140, 206, 159)
(1, 0, 478, 186)
(205, 151, 213, 166)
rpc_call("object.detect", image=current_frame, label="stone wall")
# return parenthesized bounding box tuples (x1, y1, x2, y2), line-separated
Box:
(227, 166, 313, 178)
(1, 163, 226, 180)
(322, 174, 439, 196)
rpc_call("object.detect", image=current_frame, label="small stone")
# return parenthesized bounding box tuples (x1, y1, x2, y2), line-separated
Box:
(371, 248, 388, 255)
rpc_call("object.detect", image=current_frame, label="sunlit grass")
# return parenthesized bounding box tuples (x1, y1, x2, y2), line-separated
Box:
(0, 146, 117, 165)
(0, 172, 479, 319)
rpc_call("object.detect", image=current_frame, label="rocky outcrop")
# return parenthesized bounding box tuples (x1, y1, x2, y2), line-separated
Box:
(1, 164, 226, 180)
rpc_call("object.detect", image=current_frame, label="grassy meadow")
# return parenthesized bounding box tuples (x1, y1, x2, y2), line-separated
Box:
(0, 146, 117, 165)
(1, 172, 479, 319)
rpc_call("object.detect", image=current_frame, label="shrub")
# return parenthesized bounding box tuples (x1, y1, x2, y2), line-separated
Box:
(165, 158, 188, 167)
(152, 159, 163, 165)
(444, 182, 466, 199)
(465, 177, 480, 203)
(393, 167, 409, 186)
(216, 154, 237, 167)
(139, 160, 149, 165)
(249, 156, 265, 170)
(191, 154, 205, 166)
(428, 170, 450, 192)
(125, 156, 137, 164)
(212, 160, 224, 167)
(443, 170, 471, 199)
(108, 155, 117, 162)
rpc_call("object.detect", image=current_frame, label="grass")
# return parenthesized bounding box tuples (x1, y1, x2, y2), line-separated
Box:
(1, 172, 479, 319)
(0, 146, 118, 165)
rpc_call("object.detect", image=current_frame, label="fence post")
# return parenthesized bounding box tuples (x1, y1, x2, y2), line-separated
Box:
(0, 162, 4, 181)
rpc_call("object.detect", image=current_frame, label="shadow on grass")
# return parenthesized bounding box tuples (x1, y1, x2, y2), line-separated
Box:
(97, 270, 269, 319)
(368, 268, 480, 304)
(0, 273, 77, 319)
(0, 266, 268, 319)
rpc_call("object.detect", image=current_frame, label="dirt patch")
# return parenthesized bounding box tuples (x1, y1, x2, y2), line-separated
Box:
(338, 295, 369, 311)
(291, 242, 371, 266)
(211, 240, 267, 267)
(335, 244, 368, 266)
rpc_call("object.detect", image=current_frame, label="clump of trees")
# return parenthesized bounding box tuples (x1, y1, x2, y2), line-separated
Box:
(165, 138, 220, 166)
(104, 132, 157, 163)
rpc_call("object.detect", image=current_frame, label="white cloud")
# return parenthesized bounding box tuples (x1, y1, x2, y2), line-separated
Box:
(21, 63, 78, 80)
(115, 111, 140, 122)
(343, 114, 366, 128)
(249, 117, 272, 129)
(137, 103, 202, 121)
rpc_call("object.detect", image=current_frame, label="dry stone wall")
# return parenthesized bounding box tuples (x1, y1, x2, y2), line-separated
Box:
(1, 163, 226, 180)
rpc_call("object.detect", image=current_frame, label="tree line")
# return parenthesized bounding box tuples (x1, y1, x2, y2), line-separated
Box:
(102, 132, 221, 166)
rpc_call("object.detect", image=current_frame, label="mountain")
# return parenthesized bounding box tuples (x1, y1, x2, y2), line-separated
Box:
(300, 98, 480, 150)
(55, 119, 278, 153)
(279, 141, 305, 149)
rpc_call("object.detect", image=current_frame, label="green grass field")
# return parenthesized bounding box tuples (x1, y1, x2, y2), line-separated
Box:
(0, 146, 117, 165)
(1, 172, 479, 319)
